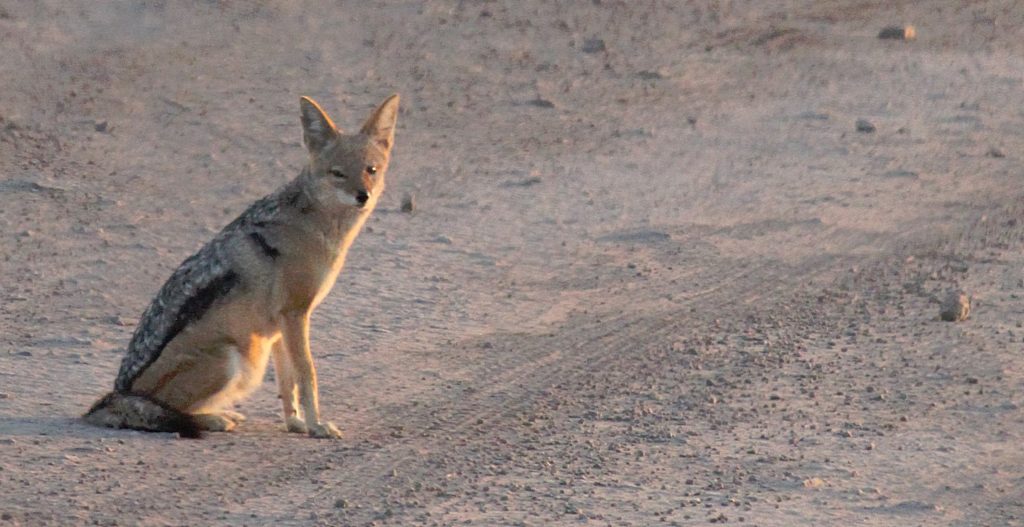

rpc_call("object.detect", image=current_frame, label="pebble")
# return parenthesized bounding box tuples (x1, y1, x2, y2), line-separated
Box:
(582, 38, 606, 53)
(637, 70, 665, 80)
(106, 315, 133, 327)
(939, 291, 970, 322)
(401, 194, 415, 213)
(855, 119, 876, 133)
(878, 25, 916, 41)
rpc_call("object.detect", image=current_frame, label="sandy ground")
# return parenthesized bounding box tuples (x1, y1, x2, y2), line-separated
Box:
(1, 1, 1023, 526)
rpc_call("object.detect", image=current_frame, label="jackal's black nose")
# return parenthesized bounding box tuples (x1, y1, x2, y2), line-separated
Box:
(355, 191, 369, 205)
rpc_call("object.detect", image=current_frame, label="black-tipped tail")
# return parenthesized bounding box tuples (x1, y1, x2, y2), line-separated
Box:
(84, 392, 202, 439)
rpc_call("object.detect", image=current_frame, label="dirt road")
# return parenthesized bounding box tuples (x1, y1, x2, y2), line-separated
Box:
(1, 2, 1022, 525)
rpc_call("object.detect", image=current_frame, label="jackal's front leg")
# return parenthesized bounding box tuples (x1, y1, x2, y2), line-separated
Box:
(281, 312, 342, 439)
(272, 339, 307, 434)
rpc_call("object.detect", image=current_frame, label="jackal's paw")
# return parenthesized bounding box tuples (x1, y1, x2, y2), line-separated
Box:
(221, 410, 247, 422)
(193, 413, 237, 432)
(284, 415, 307, 434)
(307, 421, 343, 439)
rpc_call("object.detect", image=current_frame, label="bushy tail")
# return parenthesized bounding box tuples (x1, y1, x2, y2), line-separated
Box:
(83, 392, 202, 439)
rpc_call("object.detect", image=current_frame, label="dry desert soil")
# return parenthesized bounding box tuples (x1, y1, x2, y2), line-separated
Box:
(1, 1, 1023, 526)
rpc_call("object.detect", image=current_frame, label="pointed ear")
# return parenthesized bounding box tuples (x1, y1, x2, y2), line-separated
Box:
(299, 96, 339, 154)
(360, 94, 400, 151)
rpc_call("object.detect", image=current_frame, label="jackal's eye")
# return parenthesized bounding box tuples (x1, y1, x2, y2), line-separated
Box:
(329, 168, 347, 179)
(366, 165, 378, 175)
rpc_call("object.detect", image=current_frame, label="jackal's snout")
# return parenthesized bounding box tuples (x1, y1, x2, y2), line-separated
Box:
(355, 190, 369, 206)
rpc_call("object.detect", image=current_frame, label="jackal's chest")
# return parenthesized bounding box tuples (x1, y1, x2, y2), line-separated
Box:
(309, 251, 349, 308)
(273, 212, 369, 312)
(274, 246, 347, 313)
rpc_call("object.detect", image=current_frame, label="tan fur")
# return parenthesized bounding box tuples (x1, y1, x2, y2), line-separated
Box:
(86, 94, 400, 438)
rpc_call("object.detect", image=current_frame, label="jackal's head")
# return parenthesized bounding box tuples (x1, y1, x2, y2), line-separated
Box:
(298, 94, 399, 214)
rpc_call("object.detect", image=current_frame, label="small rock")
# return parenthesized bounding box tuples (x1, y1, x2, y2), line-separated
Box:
(582, 38, 606, 53)
(1, 512, 12, 521)
(986, 147, 1005, 158)
(882, 170, 918, 179)
(334, 498, 349, 509)
(0, 393, 8, 399)
(94, 120, 109, 133)
(798, 111, 830, 121)
(527, 98, 555, 109)
(855, 119, 876, 133)
(401, 194, 415, 213)
(502, 176, 542, 187)
(106, 315, 133, 327)
(637, 70, 665, 80)
(939, 291, 970, 322)
(878, 25, 916, 41)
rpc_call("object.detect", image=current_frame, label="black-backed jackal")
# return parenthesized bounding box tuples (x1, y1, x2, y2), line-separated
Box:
(85, 94, 400, 438)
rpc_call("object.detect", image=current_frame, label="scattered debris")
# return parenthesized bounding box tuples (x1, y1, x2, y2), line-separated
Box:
(855, 119, 876, 133)
(0, 180, 65, 194)
(940, 291, 971, 322)
(803, 477, 826, 489)
(878, 25, 916, 41)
